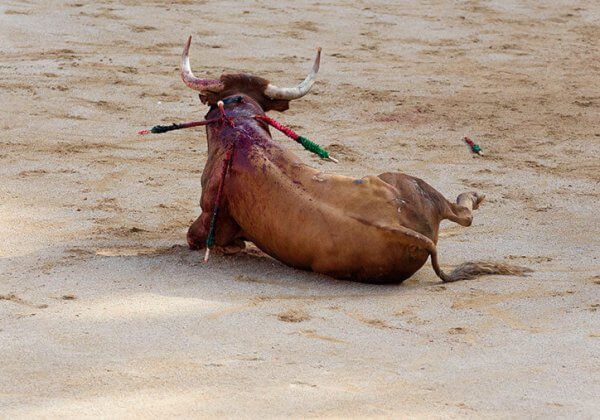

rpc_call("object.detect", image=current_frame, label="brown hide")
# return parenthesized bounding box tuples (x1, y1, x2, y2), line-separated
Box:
(187, 95, 466, 283)
(186, 93, 533, 283)
(179, 38, 531, 283)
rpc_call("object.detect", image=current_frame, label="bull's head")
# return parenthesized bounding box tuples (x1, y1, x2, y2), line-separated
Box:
(180, 36, 321, 112)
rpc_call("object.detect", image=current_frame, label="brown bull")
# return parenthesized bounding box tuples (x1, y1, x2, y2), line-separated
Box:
(181, 36, 528, 283)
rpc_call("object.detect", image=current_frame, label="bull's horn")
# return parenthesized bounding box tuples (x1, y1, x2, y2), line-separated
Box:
(180, 35, 225, 92)
(264, 47, 321, 100)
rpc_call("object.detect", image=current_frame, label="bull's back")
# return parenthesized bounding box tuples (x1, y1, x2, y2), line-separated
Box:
(226, 147, 431, 282)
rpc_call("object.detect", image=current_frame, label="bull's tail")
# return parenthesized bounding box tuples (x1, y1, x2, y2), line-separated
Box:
(429, 247, 532, 282)
(351, 216, 532, 282)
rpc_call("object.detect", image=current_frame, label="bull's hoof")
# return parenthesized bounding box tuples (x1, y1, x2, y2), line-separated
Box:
(458, 191, 485, 210)
(471, 192, 485, 210)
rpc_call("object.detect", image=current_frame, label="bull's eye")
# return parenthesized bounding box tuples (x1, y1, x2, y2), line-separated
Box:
(226, 95, 243, 105)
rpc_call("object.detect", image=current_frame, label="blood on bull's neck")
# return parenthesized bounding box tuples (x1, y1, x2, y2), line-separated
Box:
(204, 94, 272, 156)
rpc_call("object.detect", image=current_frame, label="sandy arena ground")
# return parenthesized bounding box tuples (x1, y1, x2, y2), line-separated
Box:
(1, 0, 599, 417)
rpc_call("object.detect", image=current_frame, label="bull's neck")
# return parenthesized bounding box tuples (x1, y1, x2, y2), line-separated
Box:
(203, 98, 271, 157)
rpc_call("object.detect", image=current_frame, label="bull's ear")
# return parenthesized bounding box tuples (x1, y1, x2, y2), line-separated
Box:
(264, 99, 290, 112)
(198, 92, 221, 106)
(198, 93, 209, 104)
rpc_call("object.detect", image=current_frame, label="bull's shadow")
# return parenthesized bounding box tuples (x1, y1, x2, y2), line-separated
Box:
(83, 242, 438, 299)
(2, 241, 438, 310)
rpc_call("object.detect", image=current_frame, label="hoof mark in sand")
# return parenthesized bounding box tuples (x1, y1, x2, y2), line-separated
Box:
(277, 309, 311, 323)
(5, 9, 31, 15)
(291, 329, 345, 344)
(130, 25, 157, 33)
(290, 381, 317, 388)
(326, 143, 359, 162)
(587, 275, 600, 285)
(17, 169, 48, 177)
(0, 294, 48, 309)
(352, 314, 398, 330)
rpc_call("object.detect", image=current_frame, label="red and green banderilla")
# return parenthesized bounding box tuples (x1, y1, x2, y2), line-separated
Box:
(203, 144, 234, 263)
(464, 136, 484, 156)
(138, 118, 220, 135)
(254, 115, 338, 163)
(138, 106, 337, 162)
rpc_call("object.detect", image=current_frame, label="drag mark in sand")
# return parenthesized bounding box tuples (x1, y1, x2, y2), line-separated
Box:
(0, 293, 48, 309)
(276, 308, 311, 323)
(290, 329, 346, 344)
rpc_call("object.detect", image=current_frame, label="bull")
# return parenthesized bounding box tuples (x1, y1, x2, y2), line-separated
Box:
(180, 36, 528, 283)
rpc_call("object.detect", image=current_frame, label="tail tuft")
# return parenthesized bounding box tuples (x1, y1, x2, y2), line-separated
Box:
(440, 260, 532, 282)
(430, 247, 532, 282)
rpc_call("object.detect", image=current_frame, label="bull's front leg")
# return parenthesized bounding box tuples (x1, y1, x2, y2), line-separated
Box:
(187, 181, 245, 254)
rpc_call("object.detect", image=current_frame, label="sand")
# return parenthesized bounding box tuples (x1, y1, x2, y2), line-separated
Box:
(1, 0, 599, 417)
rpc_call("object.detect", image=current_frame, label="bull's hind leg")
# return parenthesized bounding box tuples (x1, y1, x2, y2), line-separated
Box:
(444, 192, 485, 226)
